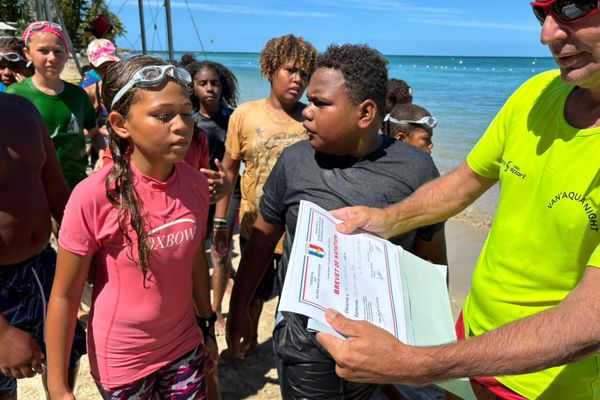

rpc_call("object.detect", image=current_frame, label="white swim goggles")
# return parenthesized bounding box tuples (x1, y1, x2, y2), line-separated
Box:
(111, 64, 192, 107)
(0, 52, 25, 63)
(383, 114, 438, 129)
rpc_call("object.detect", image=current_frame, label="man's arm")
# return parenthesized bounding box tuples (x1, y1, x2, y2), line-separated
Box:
(317, 266, 600, 385)
(39, 116, 70, 225)
(332, 162, 496, 239)
(225, 215, 284, 358)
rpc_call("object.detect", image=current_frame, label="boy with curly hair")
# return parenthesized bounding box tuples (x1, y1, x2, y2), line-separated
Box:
(226, 44, 447, 399)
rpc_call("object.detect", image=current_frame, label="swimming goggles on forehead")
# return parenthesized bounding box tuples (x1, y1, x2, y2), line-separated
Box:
(0, 52, 25, 63)
(383, 114, 438, 129)
(23, 21, 62, 41)
(530, 0, 600, 24)
(111, 64, 192, 107)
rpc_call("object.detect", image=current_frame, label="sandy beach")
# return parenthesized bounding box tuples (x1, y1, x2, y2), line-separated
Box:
(16, 218, 487, 399)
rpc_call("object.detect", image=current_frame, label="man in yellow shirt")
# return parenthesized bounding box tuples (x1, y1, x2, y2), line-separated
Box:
(316, 1, 600, 399)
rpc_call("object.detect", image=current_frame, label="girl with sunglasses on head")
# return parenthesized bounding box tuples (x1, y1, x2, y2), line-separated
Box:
(0, 37, 33, 91)
(7, 21, 100, 187)
(45, 56, 217, 400)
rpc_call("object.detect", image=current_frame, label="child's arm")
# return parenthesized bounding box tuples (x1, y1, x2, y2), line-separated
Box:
(46, 247, 92, 400)
(212, 153, 241, 257)
(191, 241, 218, 371)
(226, 215, 284, 358)
(414, 227, 447, 266)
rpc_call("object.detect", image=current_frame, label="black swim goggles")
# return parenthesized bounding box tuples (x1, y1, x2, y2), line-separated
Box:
(111, 64, 192, 107)
(0, 52, 25, 63)
(383, 114, 438, 129)
(531, 0, 600, 24)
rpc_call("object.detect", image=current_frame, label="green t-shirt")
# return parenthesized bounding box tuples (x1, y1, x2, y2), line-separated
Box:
(464, 70, 600, 399)
(7, 78, 95, 187)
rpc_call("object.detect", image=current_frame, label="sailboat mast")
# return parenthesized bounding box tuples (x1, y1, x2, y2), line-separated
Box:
(164, 0, 174, 61)
(138, 0, 147, 54)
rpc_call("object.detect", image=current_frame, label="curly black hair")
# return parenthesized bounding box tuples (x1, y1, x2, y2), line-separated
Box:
(386, 78, 412, 112)
(0, 37, 26, 56)
(315, 44, 388, 118)
(260, 34, 317, 79)
(185, 60, 239, 110)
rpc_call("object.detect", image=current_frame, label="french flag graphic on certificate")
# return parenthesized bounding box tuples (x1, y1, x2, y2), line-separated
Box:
(307, 243, 325, 258)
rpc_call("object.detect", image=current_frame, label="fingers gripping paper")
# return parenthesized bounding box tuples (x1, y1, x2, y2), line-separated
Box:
(278, 200, 476, 400)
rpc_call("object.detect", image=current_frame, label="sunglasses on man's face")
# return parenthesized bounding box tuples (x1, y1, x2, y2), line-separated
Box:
(531, 0, 600, 24)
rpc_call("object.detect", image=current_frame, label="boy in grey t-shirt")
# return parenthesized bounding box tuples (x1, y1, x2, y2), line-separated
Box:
(226, 44, 447, 399)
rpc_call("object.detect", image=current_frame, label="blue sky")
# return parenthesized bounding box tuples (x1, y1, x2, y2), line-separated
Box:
(108, 0, 551, 57)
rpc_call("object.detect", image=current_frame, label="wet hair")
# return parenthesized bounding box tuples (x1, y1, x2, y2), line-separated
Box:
(185, 60, 239, 110)
(385, 103, 433, 137)
(101, 55, 172, 286)
(316, 44, 388, 118)
(179, 53, 197, 68)
(259, 34, 317, 79)
(386, 78, 412, 112)
(0, 37, 26, 57)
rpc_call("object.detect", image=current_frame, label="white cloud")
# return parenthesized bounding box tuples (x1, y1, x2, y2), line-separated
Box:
(118, 0, 334, 18)
(420, 18, 539, 32)
(307, 0, 466, 16)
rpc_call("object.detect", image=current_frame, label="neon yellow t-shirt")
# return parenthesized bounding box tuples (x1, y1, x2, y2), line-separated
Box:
(464, 70, 600, 399)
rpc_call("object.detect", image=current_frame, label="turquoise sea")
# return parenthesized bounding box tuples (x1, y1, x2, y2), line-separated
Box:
(150, 52, 558, 224)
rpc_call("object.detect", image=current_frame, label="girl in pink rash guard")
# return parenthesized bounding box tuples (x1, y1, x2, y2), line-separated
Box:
(45, 56, 217, 400)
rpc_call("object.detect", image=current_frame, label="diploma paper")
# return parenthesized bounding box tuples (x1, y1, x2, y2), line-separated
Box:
(279, 200, 407, 341)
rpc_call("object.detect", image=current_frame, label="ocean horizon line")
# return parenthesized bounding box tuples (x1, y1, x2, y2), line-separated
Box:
(115, 49, 553, 60)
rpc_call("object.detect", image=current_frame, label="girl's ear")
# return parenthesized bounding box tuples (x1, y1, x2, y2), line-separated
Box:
(23, 45, 32, 62)
(108, 111, 130, 139)
(357, 99, 377, 129)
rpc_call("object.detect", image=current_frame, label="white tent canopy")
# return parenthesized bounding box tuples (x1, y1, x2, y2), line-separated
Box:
(0, 22, 17, 31)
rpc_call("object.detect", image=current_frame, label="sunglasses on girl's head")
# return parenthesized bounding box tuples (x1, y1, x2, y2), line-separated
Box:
(530, 0, 600, 24)
(111, 64, 192, 107)
(0, 52, 25, 63)
(23, 21, 63, 42)
(384, 114, 438, 129)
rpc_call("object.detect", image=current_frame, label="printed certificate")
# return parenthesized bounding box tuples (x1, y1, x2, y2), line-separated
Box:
(279, 200, 407, 341)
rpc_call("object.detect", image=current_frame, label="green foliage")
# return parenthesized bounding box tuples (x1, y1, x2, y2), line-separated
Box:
(58, 0, 125, 51)
(0, 0, 35, 30)
(0, 0, 124, 52)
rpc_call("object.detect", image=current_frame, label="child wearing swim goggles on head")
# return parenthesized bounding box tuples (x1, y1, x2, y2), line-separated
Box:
(0, 37, 32, 90)
(384, 103, 437, 154)
(7, 21, 99, 188)
(45, 56, 217, 400)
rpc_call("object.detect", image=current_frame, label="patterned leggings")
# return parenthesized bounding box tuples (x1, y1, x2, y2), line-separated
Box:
(97, 346, 207, 400)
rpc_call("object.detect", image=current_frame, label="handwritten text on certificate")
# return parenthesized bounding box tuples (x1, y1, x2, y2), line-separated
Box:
(279, 201, 407, 342)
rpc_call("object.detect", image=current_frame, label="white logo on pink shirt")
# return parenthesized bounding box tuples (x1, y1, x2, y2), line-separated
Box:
(148, 218, 197, 250)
